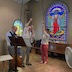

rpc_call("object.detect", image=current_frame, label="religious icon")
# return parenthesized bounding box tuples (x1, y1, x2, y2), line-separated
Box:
(45, 2, 68, 43)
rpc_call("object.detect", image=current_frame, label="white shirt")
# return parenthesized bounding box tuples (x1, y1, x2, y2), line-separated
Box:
(41, 32, 50, 45)
(6, 30, 14, 46)
(22, 27, 31, 39)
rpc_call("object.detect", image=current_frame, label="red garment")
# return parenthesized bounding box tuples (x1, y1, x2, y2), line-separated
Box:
(40, 44, 48, 62)
(53, 19, 59, 34)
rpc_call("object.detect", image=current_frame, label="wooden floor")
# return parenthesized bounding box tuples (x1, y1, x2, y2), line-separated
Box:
(0, 52, 72, 72)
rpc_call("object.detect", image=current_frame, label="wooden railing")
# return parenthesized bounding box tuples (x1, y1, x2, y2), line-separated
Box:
(34, 40, 72, 55)
(49, 42, 69, 54)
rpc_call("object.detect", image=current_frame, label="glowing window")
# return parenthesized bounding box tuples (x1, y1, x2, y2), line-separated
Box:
(13, 19, 23, 36)
(45, 2, 68, 43)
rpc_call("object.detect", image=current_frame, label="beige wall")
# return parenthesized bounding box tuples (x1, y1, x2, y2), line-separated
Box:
(0, 0, 25, 40)
(32, 0, 72, 44)
(0, 0, 26, 55)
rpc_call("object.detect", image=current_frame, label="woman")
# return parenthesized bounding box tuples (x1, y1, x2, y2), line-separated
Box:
(40, 23, 50, 64)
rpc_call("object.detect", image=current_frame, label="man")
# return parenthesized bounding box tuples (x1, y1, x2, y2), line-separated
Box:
(6, 26, 24, 72)
(22, 18, 34, 65)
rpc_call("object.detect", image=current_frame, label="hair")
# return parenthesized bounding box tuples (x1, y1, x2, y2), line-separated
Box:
(46, 29, 49, 31)
(45, 28, 50, 33)
(12, 26, 17, 29)
(12, 26, 16, 28)
(29, 22, 32, 26)
(12, 26, 17, 32)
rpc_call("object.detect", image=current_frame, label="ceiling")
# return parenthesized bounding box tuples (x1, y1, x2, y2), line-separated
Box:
(14, 0, 40, 4)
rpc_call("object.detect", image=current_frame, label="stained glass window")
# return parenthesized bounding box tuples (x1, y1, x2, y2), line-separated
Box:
(45, 2, 68, 43)
(13, 19, 23, 36)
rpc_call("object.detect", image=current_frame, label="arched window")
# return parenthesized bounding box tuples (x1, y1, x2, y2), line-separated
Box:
(45, 2, 69, 43)
(13, 19, 23, 36)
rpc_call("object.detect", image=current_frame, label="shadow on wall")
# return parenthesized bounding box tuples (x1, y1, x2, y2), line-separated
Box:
(0, 39, 8, 55)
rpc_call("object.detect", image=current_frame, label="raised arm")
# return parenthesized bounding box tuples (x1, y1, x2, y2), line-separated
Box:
(25, 18, 32, 27)
(42, 22, 45, 32)
(31, 25, 35, 37)
(42, 22, 49, 36)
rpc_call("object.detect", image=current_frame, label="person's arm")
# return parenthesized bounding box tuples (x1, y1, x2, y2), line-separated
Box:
(42, 22, 49, 36)
(25, 18, 32, 27)
(42, 23, 47, 35)
(6, 32, 11, 46)
(31, 25, 35, 37)
(42, 22, 45, 33)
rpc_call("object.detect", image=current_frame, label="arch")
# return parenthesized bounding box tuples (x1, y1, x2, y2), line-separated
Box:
(45, 1, 69, 43)
(44, 0, 70, 14)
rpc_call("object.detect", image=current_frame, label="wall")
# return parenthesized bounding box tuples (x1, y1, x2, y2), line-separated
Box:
(32, 0, 72, 44)
(0, 0, 26, 40)
(0, 0, 26, 55)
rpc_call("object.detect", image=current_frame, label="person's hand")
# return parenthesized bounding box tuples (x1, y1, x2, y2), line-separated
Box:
(30, 18, 32, 21)
(43, 21, 44, 24)
(42, 21, 45, 26)
(42, 23, 45, 27)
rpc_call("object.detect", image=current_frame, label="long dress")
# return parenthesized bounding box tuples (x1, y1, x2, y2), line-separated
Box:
(53, 19, 59, 34)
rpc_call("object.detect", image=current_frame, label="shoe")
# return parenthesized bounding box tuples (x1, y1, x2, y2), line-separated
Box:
(13, 69, 18, 71)
(8, 70, 13, 72)
(26, 63, 32, 65)
(22, 62, 25, 67)
(8, 69, 18, 72)
(8, 68, 12, 71)
(22, 65, 25, 67)
(40, 61, 43, 64)
(44, 61, 48, 64)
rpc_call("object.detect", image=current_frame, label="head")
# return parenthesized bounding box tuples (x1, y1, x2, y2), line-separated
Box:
(29, 23, 32, 26)
(54, 14, 58, 20)
(28, 25, 33, 32)
(12, 26, 17, 32)
(45, 28, 50, 34)
(28, 23, 33, 30)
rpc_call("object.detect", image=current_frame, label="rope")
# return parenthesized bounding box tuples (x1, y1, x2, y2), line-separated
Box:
(20, 0, 24, 20)
(41, 0, 44, 22)
(41, 0, 45, 36)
